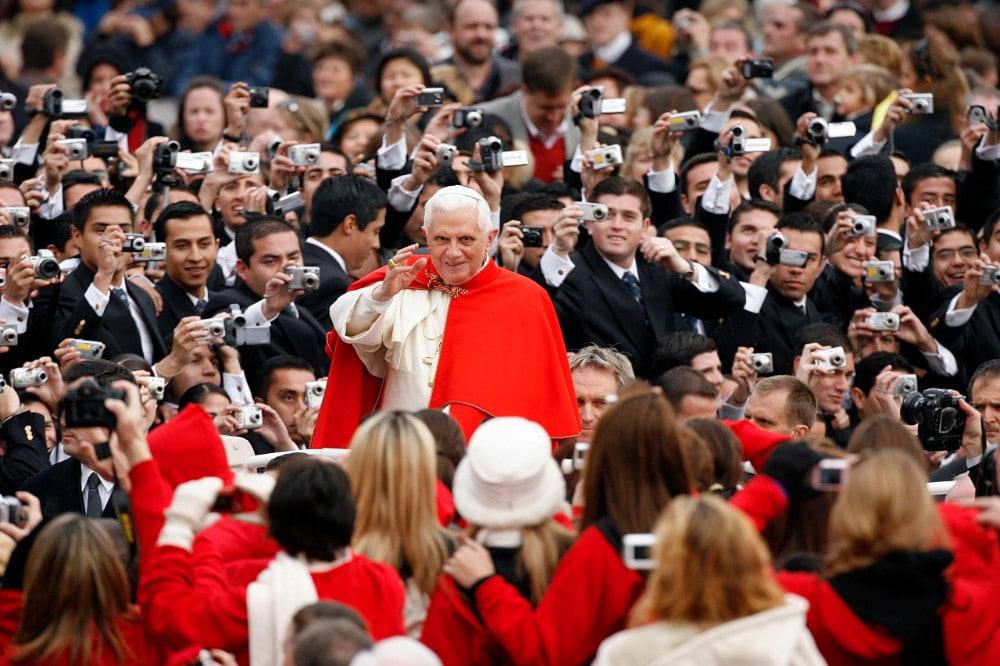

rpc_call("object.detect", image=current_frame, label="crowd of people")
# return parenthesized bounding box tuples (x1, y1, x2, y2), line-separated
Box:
(1, 0, 1000, 663)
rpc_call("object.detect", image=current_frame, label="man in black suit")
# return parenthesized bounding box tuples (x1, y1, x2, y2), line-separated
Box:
(497, 193, 565, 277)
(154, 201, 220, 345)
(577, 0, 671, 84)
(298, 176, 386, 331)
(49, 188, 167, 363)
(715, 212, 827, 375)
(204, 217, 328, 390)
(535, 177, 745, 379)
(779, 21, 857, 124)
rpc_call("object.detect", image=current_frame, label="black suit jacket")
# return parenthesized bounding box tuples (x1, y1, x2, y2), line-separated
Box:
(296, 241, 353, 332)
(21, 457, 125, 521)
(156, 273, 212, 346)
(715, 286, 824, 376)
(809, 264, 871, 331)
(203, 279, 328, 391)
(0, 412, 49, 496)
(542, 243, 746, 378)
(931, 292, 1000, 379)
(579, 41, 672, 84)
(52, 263, 167, 361)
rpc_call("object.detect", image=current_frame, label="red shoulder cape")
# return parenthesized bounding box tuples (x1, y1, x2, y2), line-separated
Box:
(311, 258, 581, 447)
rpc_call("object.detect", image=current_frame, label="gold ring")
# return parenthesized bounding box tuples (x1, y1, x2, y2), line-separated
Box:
(387, 259, 399, 270)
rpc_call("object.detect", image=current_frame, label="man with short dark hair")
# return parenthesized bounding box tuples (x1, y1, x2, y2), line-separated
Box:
(204, 216, 328, 389)
(497, 192, 566, 275)
(438, 0, 520, 102)
(538, 176, 745, 378)
(258, 355, 318, 448)
(780, 21, 858, 122)
(298, 176, 387, 330)
(654, 366, 721, 420)
(849, 351, 915, 422)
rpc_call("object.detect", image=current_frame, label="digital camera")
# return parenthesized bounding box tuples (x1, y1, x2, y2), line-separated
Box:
(305, 380, 326, 410)
(0, 159, 12, 182)
(224, 304, 271, 346)
(741, 58, 774, 79)
(845, 215, 876, 238)
(980, 266, 1000, 286)
(667, 111, 701, 131)
(146, 376, 166, 402)
(0, 497, 26, 527)
(415, 87, 444, 107)
(0, 326, 17, 346)
(437, 143, 456, 166)
(560, 442, 590, 474)
(3, 207, 29, 228)
(453, 107, 484, 129)
(70, 339, 105, 358)
(592, 144, 623, 170)
(750, 352, 773, 374)
(901, 387, 966, 451)
(228, 151, 260, 174)
(811, 459, 849, 492)
(814, 346, 847, 372)
(288, 143, 320, 167)
(124, 67, 163, 104)
(273, 191, 302, 215)
(43, 89, 88, 118)
(248, 86, 269, 108)
(24, 253, 60, 279)
(62, 380, 125, 433)
(0, 93, 15, 112)
(901, 92, 933, 114)
(123, 234, 146, 252)
(578, 202, 609, 222)
(968, 104, 996, 130)
(622, 533, 656, 570)
(924, 205, 955, 231)
(866, 312, 900, 331)
(58, 138, 88, 160)
(287, 265, 320, 290)
(196, 319, 226, 342)
(864, 260, 895, 282)
(894, 373, 918, 396)
(9, 367, 46, 388)
(519, 225, 544, 248)
(236, 405, 263, 430)
(135, 243, 167, 262)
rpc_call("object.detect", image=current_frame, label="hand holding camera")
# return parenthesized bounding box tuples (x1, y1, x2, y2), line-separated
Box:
(0, 492, 42, 544)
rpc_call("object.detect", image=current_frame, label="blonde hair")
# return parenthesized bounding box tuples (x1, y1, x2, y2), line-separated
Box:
(630, 495, 786, 627)
(621, 127, 654, 181)
(825, 449, 949, 577)
(841, 64, 896, 107)
(349, 411, 455, 595)
(467, 520, 575, 604)
(278, 96, 329, 143)
(857, 34, 903, 79)
(13, 514, 135, 665)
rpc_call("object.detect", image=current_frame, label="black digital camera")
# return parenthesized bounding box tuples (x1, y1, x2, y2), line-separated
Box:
(901, 388, 966, 451)
(125, 67, 163, 104)
(248, 86, 270, 108)
(62, 381, 126, 432)
(521, 225, 543, 247)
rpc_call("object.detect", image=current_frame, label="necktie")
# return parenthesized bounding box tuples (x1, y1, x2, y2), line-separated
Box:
(111, 287, 129, 308)
(85, 474, 102, 518)
(684, 314, 701, 334)
(621, 272, 643, 306)
(283, 305, 299, 319)
(195, 298, 208, 313)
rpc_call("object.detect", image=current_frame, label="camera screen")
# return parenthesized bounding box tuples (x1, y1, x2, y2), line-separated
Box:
(818, 467, 842, 486)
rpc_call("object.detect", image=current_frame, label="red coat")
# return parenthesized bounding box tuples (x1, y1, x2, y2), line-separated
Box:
(0, 589, 164, 666)
(421, 525, 644, 666)
(777, 504, 1000, 666)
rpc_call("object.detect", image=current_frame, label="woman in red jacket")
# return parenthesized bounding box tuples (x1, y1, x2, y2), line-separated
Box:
(440, 386, 694, 665)
(776, 448, 1000, 665)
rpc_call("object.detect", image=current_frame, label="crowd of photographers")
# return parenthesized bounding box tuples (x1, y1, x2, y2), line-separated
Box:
(1, 0, 1000, 663)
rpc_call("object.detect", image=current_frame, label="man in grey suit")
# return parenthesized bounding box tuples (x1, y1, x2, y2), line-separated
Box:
(479, 45, 581, 184)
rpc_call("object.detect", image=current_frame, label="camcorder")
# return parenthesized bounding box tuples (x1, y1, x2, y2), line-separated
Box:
(805, 118, 857, 145)
(764, 232, 808, 267)
(224, 304, 271, 346)
(124, 67, 163, 104)
(42, 89, 88, 119)
(901, 388, 966, 451)
(579, 87, 626, 118)
(453, 108, 484, 129)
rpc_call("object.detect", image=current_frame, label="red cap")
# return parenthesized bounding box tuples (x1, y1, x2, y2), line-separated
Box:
(148, 404, 235, 488)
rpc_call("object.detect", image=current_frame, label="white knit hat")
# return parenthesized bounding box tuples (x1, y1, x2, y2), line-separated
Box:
(452, 417, 566, 528)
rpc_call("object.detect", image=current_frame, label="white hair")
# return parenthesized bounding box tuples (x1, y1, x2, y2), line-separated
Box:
(349, 637, 443, 666)
(423, 185, 492, 233)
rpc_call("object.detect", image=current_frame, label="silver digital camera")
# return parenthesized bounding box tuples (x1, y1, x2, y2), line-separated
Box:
(814, 346, 847, 372)
(0, 159, 12, 182)
(846, 215, 877, 238)
(622, 533, 656, 570)
(437, 143, 457, 166)
(25, 253, 60, 279)
(894, 373, 918, 396)
(901, 93, 934, 114)
(591, 144, 623, 170)
(70, 339, 105, 358)
(236, 405, 263, 430)
(57, 138, 88, 160)
(864, 260, 895, 282)
(924, 205, 955, 231)
(305, 379, 326, 410)
(750, 352, 774, 374)
(9, 367, 46, 388)
(415, 87, 444, 107)
(288, 143, 320, 167)
(146, 376, 166, 402)
(560, 442, 590, 474)
(135, 242, 166, 262)
(287, 265, 320, 290)
(196, 318, 225, 342)
(3, 207, 29, 228)
(578, 202, 609, 222)
(453, 107, 484, 129)
(227, 151, 260, 174)
(0, 496, 25, 526)
(667, 111, 701, 131)
(866, 312, 900, 331)
(980, 265, 1000, 286)
(0, 326, 18, 346)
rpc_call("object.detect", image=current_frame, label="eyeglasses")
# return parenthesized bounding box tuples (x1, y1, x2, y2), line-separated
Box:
(933, 246, 977, 261)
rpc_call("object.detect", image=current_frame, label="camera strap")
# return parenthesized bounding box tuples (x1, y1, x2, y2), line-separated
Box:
(110, 471, 137, 560)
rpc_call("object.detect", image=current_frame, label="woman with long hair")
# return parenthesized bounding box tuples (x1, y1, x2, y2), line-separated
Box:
(776, 448, 1000, 664)
(174, 76, 227, 153)
(421, 417, 575, 665)
(0, 511, 162, 665)
(439, 385, 694, 665)
(348, 411, 457, 637)
(595, 495, 824, 665)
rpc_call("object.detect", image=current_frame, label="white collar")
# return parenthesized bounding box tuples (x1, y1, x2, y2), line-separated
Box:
(601, 255, 638, 281)
(593, 31, 632, 66)
(80, 464, 115, 494)
(520, 94, 568, 148)
(306, 237, 347, 272)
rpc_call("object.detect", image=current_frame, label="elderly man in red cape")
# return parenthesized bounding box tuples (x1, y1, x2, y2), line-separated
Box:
(312, 185, 581, 447)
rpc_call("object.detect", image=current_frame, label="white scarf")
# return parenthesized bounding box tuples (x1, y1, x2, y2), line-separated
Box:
(246, 551, 325, 666)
